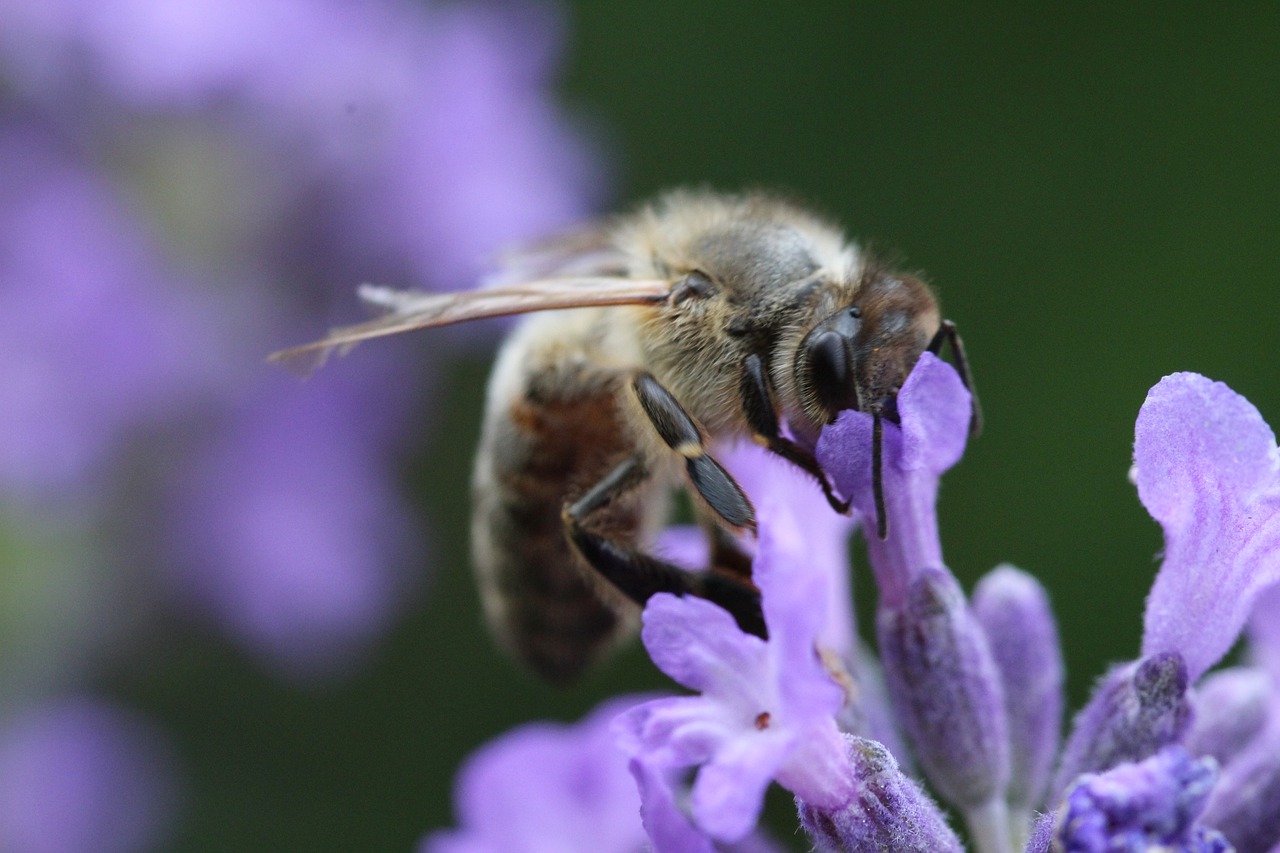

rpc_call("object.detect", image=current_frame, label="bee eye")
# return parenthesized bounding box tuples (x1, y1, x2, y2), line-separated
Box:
(806, 330, 859, 416)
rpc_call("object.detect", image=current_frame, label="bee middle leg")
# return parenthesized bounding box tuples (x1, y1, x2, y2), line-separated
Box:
(563, 454, 767, 638)
(739, 352, 851, 514)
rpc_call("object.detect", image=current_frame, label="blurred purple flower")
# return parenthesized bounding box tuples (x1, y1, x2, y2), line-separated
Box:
(0, 0, 604, 293)
(0, 0, 606, 681)
(421, 696, 651, 853)
(614, 510, 854, 843)
(1136, 372, 1280, 682)
(0, 697, 180, 853)
(0, 125, 224, 504)
(166, 366, 425, 678)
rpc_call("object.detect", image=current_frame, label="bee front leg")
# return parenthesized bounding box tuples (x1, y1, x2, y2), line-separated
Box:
(630, 372, 756, 532)
(928, 319, 982, 437)
(562, 455, 766, 638)
(739, 353, 852, 514)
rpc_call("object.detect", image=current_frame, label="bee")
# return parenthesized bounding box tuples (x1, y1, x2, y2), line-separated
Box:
(271, 189, 976, 684)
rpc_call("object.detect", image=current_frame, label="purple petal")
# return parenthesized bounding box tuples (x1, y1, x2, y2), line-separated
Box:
(614, 696, 732, 770)
(897, 352, 973, 472)
(690, 737, 789, 842)
(629, 759, 715, 853)
(1136, 373, 1280, 680)
(640, 594, 769, 697)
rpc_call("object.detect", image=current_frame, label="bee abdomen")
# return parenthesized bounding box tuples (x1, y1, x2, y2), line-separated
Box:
(470, 365, 650, 683)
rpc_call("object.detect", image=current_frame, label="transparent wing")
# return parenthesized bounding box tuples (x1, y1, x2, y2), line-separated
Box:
(268, 276, 672, 375)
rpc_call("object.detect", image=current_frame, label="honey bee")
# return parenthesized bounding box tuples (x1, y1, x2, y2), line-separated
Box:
(271, 189, 976, 684)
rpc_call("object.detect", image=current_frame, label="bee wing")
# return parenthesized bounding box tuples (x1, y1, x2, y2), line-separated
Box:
(268, 276, 672, 375)
(482, 223, 629, 287)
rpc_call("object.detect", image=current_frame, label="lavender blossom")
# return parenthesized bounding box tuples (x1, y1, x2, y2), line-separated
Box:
(1050, 747, 1230, 853)
(819, 355, 1012, 849)
(613, 509, 855, 842)
(423, 696, 783, 853)
(0, 698, 179, 853)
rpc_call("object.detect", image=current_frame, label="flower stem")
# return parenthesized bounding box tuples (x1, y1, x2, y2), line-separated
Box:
(964, 797, 1015, 853)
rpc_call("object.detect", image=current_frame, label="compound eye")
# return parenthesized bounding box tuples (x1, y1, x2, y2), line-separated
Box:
(806, 329, 860, 417)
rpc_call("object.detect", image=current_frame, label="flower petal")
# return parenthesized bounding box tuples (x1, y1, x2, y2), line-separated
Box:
(641, 594, 769, 697)
(1136, 373, 1280, 680)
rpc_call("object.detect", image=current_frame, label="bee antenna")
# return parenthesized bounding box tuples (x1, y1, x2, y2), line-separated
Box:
(872, 413, 888, 541)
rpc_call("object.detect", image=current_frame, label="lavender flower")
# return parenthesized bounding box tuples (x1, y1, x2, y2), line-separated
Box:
(613, 504, 855, 842)
(422, 697, 651, 853)
(819, 354, 1014, 849)
(0, 697, 179, 853)
(428, 364, 1280, 852)
(423, 696, 784, 853)
(1048, 747, 1230, 853)
(972, 565, 1064, 814)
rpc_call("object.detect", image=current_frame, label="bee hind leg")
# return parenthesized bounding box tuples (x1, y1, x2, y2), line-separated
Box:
(739, 353, 851, 514)
(562, 455, 767, 639)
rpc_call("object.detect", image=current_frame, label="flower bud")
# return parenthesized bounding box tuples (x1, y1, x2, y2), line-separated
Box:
(972, 565, 1064, 813)
(1051, 652, 1192, 800)
(877, 567, 1010, 810)
(1185, 666, 1271, 767)
(1201, 722, 1280, 853)
(796, 736, 962, 853)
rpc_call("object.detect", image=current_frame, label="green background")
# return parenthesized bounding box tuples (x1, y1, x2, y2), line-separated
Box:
(117, 4, 1280, 849)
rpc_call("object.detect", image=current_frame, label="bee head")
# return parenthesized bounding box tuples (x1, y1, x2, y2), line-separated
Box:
(798, 273, 940, 425)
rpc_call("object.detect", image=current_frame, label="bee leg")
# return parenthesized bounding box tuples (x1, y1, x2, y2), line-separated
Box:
(928, 319, 982, 437)
(739, 353, 852, 515)
(631, 372, 756, 532)
(563, 456, 767, 638)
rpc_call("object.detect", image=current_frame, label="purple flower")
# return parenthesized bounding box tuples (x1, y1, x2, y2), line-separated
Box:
(1051, 653, 1193, 804)
(422, 697, 650, 853)
(0, 697, 180, 853)
(817, 352, 972, 607)
(0, 125, 224, 504)
(614, 510, 854, 842)
(1051, 747, 1230, 853)
(165, 367, 426, 679)
(1136, 373, 1280, 682)
(818, 355, 1011, 847)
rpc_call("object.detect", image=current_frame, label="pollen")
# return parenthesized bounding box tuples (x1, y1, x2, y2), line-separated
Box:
(754, 712, 771, 730)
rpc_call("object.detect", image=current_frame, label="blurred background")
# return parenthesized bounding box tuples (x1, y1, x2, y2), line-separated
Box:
(0, 1, 1277, 851)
